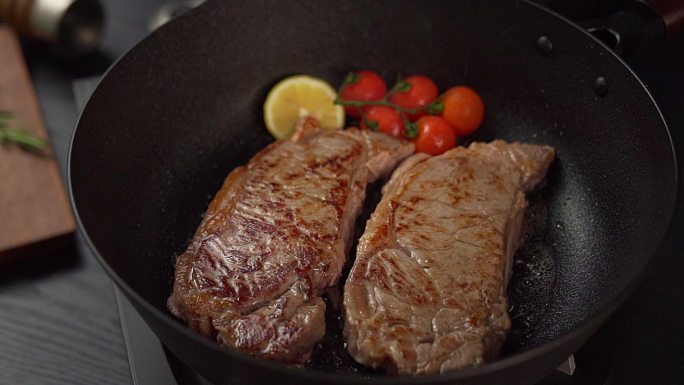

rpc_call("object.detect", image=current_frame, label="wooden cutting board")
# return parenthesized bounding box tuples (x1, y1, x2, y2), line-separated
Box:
(0, 25, 75, 262)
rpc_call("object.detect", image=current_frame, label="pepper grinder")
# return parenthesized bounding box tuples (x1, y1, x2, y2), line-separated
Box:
(0, 0, 104, 56)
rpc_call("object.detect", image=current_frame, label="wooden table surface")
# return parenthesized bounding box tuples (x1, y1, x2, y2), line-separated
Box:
(0, 1, 682, 385)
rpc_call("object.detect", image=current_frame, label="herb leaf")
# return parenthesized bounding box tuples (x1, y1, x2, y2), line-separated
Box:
(364, 119, 380, 132)
(342, 72, 359, 87)
(396, 80, 412, 93)
(0, 111, 48, 153)
(425, 99, 444, 115)
(405, 122, 419, 139)
(385, 79, 412, 99)
(3, 128, 48, 151)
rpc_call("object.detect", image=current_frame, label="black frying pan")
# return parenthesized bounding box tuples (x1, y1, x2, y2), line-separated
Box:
(68, 1, 679, 384)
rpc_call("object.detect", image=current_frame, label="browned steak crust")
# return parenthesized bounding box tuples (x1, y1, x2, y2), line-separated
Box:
(343, 140, 555, 374)
(168, 120, 414, 363)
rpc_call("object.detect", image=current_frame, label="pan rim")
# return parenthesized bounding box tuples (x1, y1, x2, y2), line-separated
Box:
(67, 0, 678, 383)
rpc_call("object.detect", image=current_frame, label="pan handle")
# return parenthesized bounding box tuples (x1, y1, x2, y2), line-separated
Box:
(639, 0, 684, 36)
(582, 0, 684, 56)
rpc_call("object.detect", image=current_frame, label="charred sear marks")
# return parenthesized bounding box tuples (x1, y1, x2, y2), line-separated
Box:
(168, 124, 414, 363)
(344, 141, 555, 374)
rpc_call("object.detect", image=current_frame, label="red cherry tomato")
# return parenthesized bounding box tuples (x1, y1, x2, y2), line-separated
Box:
(361, 105, 405, 138)
(441, 86, 485, 136)
(414, 116, 456, 156)
(339, 70, 388, 118)
(388, 75, 439, 121)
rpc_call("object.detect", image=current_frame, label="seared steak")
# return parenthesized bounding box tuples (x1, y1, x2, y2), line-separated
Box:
(343, 141, 555, 374)
(168, 119, 414, 363)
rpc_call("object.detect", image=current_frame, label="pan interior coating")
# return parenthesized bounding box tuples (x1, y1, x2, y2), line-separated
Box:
(69, 0, 676, 383)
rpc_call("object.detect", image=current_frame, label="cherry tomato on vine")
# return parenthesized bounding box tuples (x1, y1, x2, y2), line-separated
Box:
(414, 116, 456, 156)
(339, 70, 388, 118)
(388, 75, 439, 121)
(441, 86, 484, 136)
(361, 105, 405, 138)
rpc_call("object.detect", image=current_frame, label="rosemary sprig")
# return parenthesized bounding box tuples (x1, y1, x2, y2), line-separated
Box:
(0, 111, 48, 153)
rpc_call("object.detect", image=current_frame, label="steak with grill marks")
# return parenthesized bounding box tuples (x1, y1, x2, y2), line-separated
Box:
(168, 118, 414, 363)
(343, 140, 555, 374)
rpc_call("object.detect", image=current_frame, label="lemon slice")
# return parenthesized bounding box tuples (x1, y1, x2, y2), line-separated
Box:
(263, 75, 345, 140)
